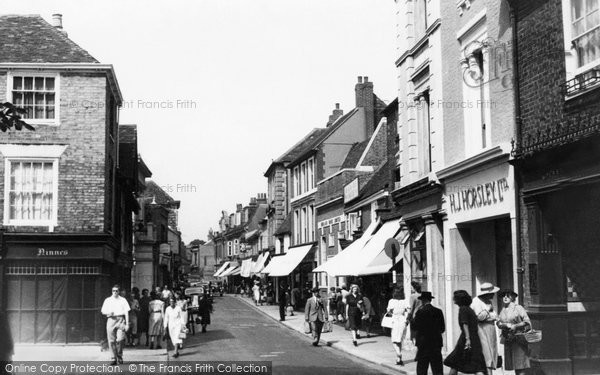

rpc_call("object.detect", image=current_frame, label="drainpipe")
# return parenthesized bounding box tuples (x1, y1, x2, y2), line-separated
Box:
(508, 1, 524, 299)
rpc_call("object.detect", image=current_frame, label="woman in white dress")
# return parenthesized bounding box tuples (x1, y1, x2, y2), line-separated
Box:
(163, 296, 184, 358)
(386, 287, 409, 366)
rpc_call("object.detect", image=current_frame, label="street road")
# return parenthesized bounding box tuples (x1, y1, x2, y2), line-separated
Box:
(170, 295, 394, 375)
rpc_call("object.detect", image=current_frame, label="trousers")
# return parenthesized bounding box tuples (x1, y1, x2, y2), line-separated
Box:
(416, 346, 443, 375)
(106, 316, 126, 361)
(310, 320, 324, 344)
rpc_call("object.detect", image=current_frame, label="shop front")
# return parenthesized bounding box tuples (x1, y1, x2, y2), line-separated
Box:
(516, 139, 600, 374)
(2, 234, 120, 344)
(438, 145, 517, 344)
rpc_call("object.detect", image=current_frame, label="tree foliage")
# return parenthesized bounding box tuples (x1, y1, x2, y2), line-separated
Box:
(0, 102, 35, 132)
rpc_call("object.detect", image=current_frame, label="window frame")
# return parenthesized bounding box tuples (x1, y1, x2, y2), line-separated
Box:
(3, 157, 59, 227)
(563, 0, 600, 79)
(7, 71, 60, 126)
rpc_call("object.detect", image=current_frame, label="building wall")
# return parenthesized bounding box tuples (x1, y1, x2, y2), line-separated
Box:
(440, 0, 515, 166)
(0, 72, 109, 232)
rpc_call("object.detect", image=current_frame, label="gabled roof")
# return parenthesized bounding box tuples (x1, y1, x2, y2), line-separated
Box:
(288, 108, 359, 168)
(265, 128, 327, 176)
(341, 140, 370, 169)
(0, 15, 98, 63)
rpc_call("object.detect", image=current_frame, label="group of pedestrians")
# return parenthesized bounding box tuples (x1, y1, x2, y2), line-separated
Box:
(390, 282, 532, 375)
(101, 284, 214, 364)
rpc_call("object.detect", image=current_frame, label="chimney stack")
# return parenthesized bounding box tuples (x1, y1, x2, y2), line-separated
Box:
(257, 193, 267, 203)
(326, 103, 344, 127)
(236, 203, 242, 211)
(51, 14, 68, 36)
(355, 75, 375, 137)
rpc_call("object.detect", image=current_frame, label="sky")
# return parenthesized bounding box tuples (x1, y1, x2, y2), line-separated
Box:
(5, 0, 399, 243)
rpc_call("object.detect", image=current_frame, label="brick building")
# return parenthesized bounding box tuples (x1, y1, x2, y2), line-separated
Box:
(509, 0, 600, 373)
(0, 14, 140, 344)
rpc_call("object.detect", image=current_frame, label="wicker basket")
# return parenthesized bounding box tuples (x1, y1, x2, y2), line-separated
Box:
(523, 329, 542, 343)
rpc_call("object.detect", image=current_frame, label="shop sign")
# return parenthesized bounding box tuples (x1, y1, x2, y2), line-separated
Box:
(447, 178, 510, 213)
(36, 248, 69, 257)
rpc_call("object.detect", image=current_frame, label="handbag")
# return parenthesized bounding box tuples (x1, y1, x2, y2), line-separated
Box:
(381, 313, 394, 329)
(195, 316, 202, 324)
(523, 328, 542, 343)
(321, 321, 333, 333)
(497, 355, 503, 369)
(304, 321, 312, 334)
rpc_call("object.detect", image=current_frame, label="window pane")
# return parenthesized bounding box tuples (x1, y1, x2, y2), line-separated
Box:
(34, 77, 44, 91)
(587, 0, 599, 12)
(573, 0, 584, 20)
(45, 77, 55, 91)
(24, 77, 33, 90)
(13, 76, 23, 90)
(34, 93, 45, 118)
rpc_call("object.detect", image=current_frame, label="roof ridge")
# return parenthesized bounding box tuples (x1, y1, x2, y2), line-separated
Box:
(36, 15, 99, 63)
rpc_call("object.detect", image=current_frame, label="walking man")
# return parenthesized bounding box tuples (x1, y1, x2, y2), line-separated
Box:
(101, 284, 130, 365)
(305, 287, 328, 346)
(278, 283, 287, 321)
(413, 291, 445, 375)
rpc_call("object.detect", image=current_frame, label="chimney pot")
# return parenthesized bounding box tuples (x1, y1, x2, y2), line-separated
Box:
(52, 14, 63, 29)
(364, 76, 368, 82)
(335, 103, 340, 109)
(357, 76, 363, 84)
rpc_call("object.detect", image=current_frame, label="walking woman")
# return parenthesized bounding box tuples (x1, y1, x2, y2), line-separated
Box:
(252, 281, 261, 306)
(328, 287, 338, 321)
(197, 292, 213, 333)
(148, 292, 164, 350)
(345, 284, 364, 346)
(176, 292, 189, 333)
(471, 283, 500, 373)
(386, 287, 409, 365)
(497, 289, 531, 375)
(127, 288, 140, 347)
(163, 296, 184, 358)
(444, 290, 487, 375)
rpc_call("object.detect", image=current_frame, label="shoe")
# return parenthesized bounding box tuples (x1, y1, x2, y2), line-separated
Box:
(156, 345, 162, 349)
(356, 334, 361, 339)
(173, 352, 179, 358)
(312, 342, 318, 346)
(118, 358, 123, 364)
(353, 340, 358, 347)
(109, 360, 117, 366)
(366, 333, 371, 338)
(396, 359, 404, 366)
(149, 343, 154, 350)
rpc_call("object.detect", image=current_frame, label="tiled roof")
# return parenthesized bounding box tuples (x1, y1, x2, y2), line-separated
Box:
(341, 140, 369, 169)
(118, 124, 137, 144)
(246, 204, 268, 231)
(275, 128, 327, 163)
(288, 109, 359, 167)
(274, 214, 292, 235)
(142, 180, 178, 205)
(0, 15, 99, 63)
(357, 160, 392, 199)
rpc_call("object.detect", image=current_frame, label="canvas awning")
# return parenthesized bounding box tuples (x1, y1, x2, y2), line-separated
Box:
(229, 267, 241, 276)
(213, 261, 231, 277)
(354, 226, 408, 276)
(220, 265, 239, 277)
(264, 244, 314, 277)
(251, 252, 269, 274)
(240, 258, 253, 277)
(347, 219, 402, 276)
(312, 220, 379, 276)
(261, 254, 285, 275)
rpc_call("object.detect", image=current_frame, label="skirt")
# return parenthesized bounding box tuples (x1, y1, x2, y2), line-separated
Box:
(149, 312, 163, 336)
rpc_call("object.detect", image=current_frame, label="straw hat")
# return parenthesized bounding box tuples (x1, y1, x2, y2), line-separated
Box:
(477, 282, 500, 297)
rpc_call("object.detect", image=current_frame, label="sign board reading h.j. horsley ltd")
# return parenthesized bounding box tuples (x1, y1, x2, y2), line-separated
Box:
(447, 177, 510, 213)
(443, 163, 515, 225)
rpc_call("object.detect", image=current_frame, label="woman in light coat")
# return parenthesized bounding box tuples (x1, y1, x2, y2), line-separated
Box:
(386, 287, 409, 366)
(471, 283, 500, 374)
(163, 296, 184, 358)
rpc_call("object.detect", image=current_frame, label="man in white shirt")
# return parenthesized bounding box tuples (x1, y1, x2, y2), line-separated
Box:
(101, 285, 130, 365)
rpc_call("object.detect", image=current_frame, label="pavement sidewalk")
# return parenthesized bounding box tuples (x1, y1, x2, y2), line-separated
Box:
(234, 293, 421, 375)
(13, 343, 168, 363)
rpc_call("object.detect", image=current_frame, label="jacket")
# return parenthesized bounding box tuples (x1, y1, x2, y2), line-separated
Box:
(305, 296, 328, 323)
(413, 303, 445, 349)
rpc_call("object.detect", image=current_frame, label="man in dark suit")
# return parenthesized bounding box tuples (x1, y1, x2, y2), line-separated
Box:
(278, 283, 287, 321)
(413, 291, 445, 375)
(304, 287, 328, 346)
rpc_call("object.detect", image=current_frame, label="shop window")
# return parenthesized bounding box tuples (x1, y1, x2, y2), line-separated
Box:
(328, 233, 335, 247)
